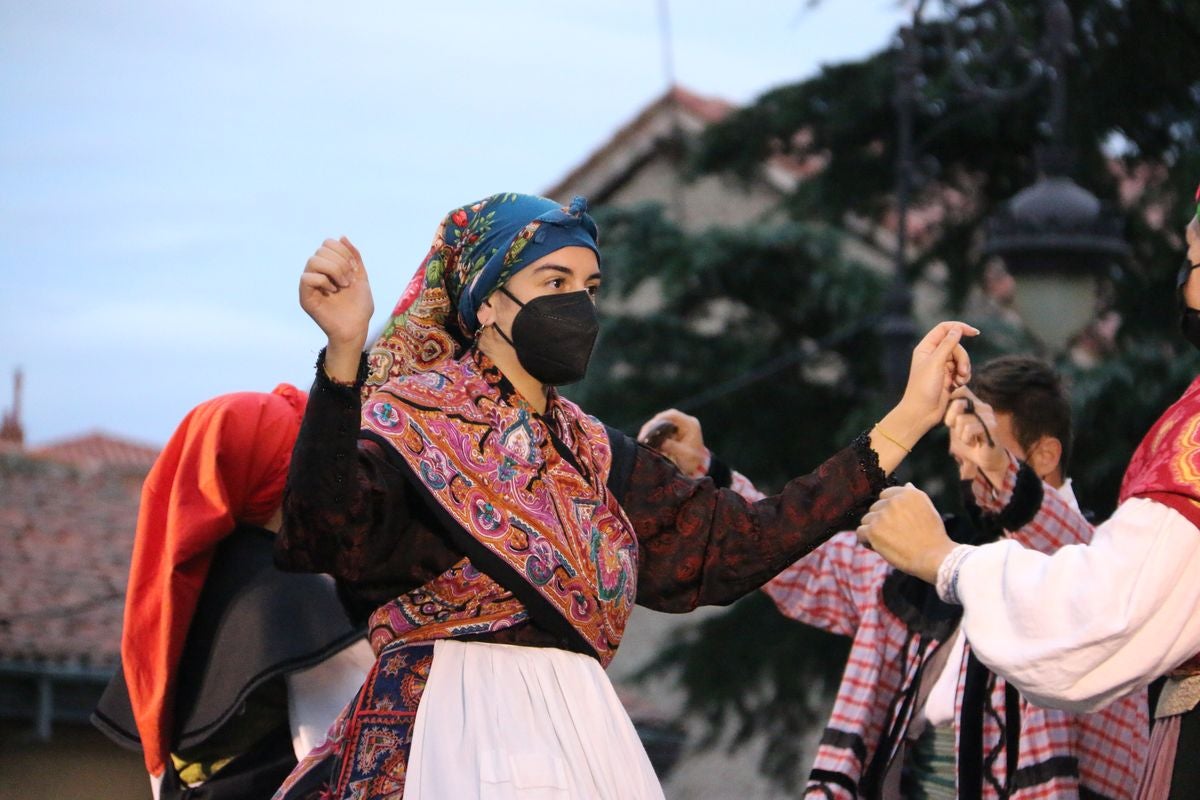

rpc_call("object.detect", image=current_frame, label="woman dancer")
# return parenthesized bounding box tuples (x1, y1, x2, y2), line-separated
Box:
(273, 192, 975, 799)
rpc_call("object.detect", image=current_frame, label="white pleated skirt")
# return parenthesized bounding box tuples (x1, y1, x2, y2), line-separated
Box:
(403, 639, 666, 800)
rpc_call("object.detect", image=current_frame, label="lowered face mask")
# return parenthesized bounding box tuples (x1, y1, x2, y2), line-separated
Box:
(492, 287, 600, 386)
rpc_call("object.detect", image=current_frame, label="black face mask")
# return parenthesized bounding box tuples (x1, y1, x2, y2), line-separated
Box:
(1177, 259, 1200, 351)
(492, 288, 600, 386)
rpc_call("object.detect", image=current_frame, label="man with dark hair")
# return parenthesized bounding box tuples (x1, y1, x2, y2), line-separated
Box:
(968, 355, 1073, 485)
(640, 355, 1147, 799)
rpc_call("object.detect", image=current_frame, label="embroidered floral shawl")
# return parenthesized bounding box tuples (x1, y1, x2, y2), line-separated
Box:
(360, 350, 638, 666)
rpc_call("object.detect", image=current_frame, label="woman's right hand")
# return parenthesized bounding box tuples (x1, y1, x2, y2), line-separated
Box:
(300, 237, 374, 377)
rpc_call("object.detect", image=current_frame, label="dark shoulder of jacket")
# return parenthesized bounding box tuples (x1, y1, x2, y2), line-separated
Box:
(605, 425, 638, 504)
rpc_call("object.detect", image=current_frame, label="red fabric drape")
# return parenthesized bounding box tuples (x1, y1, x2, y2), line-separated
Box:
(120, 384, 307, 776)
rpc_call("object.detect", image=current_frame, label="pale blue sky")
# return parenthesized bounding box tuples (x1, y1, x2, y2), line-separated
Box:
(1, 1, 908, 446)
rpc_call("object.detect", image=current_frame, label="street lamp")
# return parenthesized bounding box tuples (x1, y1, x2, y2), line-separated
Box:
(887, 0, 1128, 371)
(880, 23, 922, 402)
(981, 0, 1130, 353)
(984, 173, 1129, 352)
(886, 0, 1048, 398)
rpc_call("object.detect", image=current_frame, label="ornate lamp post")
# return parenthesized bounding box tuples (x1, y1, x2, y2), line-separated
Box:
(982, 2, 1130, 353)
(880, 24, 922, 402)
(886, 0, 1048, 397)
(984, 174, 1129, 352)
(886, 0, 1128, 384)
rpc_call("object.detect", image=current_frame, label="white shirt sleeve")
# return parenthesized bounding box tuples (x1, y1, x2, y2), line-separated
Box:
(952, 497, 1200, 712)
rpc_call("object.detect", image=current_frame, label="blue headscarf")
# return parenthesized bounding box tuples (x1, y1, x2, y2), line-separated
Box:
(364, 193, 600, 391)
(454, 194, 599, 332)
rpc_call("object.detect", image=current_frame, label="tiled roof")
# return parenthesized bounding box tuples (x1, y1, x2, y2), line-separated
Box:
(667, 84, 736, 124)
(0, 442, 153, 668)
(31, 432, 160, 474)
(545, 85, 740, 201)
(542, 83, 964, 250)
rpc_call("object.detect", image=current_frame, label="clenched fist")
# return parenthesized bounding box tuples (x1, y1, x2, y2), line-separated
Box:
(944, 386, 1008, 483)
(300, 236, 374, 382)
(856, 484, 957, 584)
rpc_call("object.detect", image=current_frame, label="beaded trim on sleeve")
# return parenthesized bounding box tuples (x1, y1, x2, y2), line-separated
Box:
(935, 543, 977, 605)
(851, 430, 893, 495)
(315, 347, 369, 392)
(824, 432, 896, 542)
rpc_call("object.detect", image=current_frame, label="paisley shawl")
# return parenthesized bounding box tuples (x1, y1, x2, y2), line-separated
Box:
(1120, 373, 1200, 675)
(361, 349, 638, 667)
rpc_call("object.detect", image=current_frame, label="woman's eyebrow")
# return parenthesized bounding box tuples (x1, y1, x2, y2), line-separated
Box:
(532, 264, 602, 281)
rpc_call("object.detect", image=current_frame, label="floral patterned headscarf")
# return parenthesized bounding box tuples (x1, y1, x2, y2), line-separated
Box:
(365, 193, 599, 393)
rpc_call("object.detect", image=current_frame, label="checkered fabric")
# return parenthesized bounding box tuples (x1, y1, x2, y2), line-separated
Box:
(760, 463, 1148, 799)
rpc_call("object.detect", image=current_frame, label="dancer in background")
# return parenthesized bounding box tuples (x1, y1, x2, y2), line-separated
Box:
(641, 356, 1147, 799)
(93, 385, 373, 799)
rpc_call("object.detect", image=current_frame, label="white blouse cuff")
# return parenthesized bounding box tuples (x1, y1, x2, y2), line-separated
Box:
(935, 544, 977, 605)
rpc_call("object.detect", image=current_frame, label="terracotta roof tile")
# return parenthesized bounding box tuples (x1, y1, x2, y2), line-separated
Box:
(666, 85, 736, 123)
(545, 84, 818, 203)
(31, 432, 160, 474)
(545, 85, 738, 201)
(0, 442, 153, 668)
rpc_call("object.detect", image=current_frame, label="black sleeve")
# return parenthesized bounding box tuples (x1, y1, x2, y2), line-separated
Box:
(604, 425, 638, 504)
(623, 432, 890, 611)
(276, 351, 478, 616)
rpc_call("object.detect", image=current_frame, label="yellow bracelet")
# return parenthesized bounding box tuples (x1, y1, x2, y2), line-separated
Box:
(873, 423, 913, 454)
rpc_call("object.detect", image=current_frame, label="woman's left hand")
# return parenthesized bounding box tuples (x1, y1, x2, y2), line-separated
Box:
(900, 321, 979, 433)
